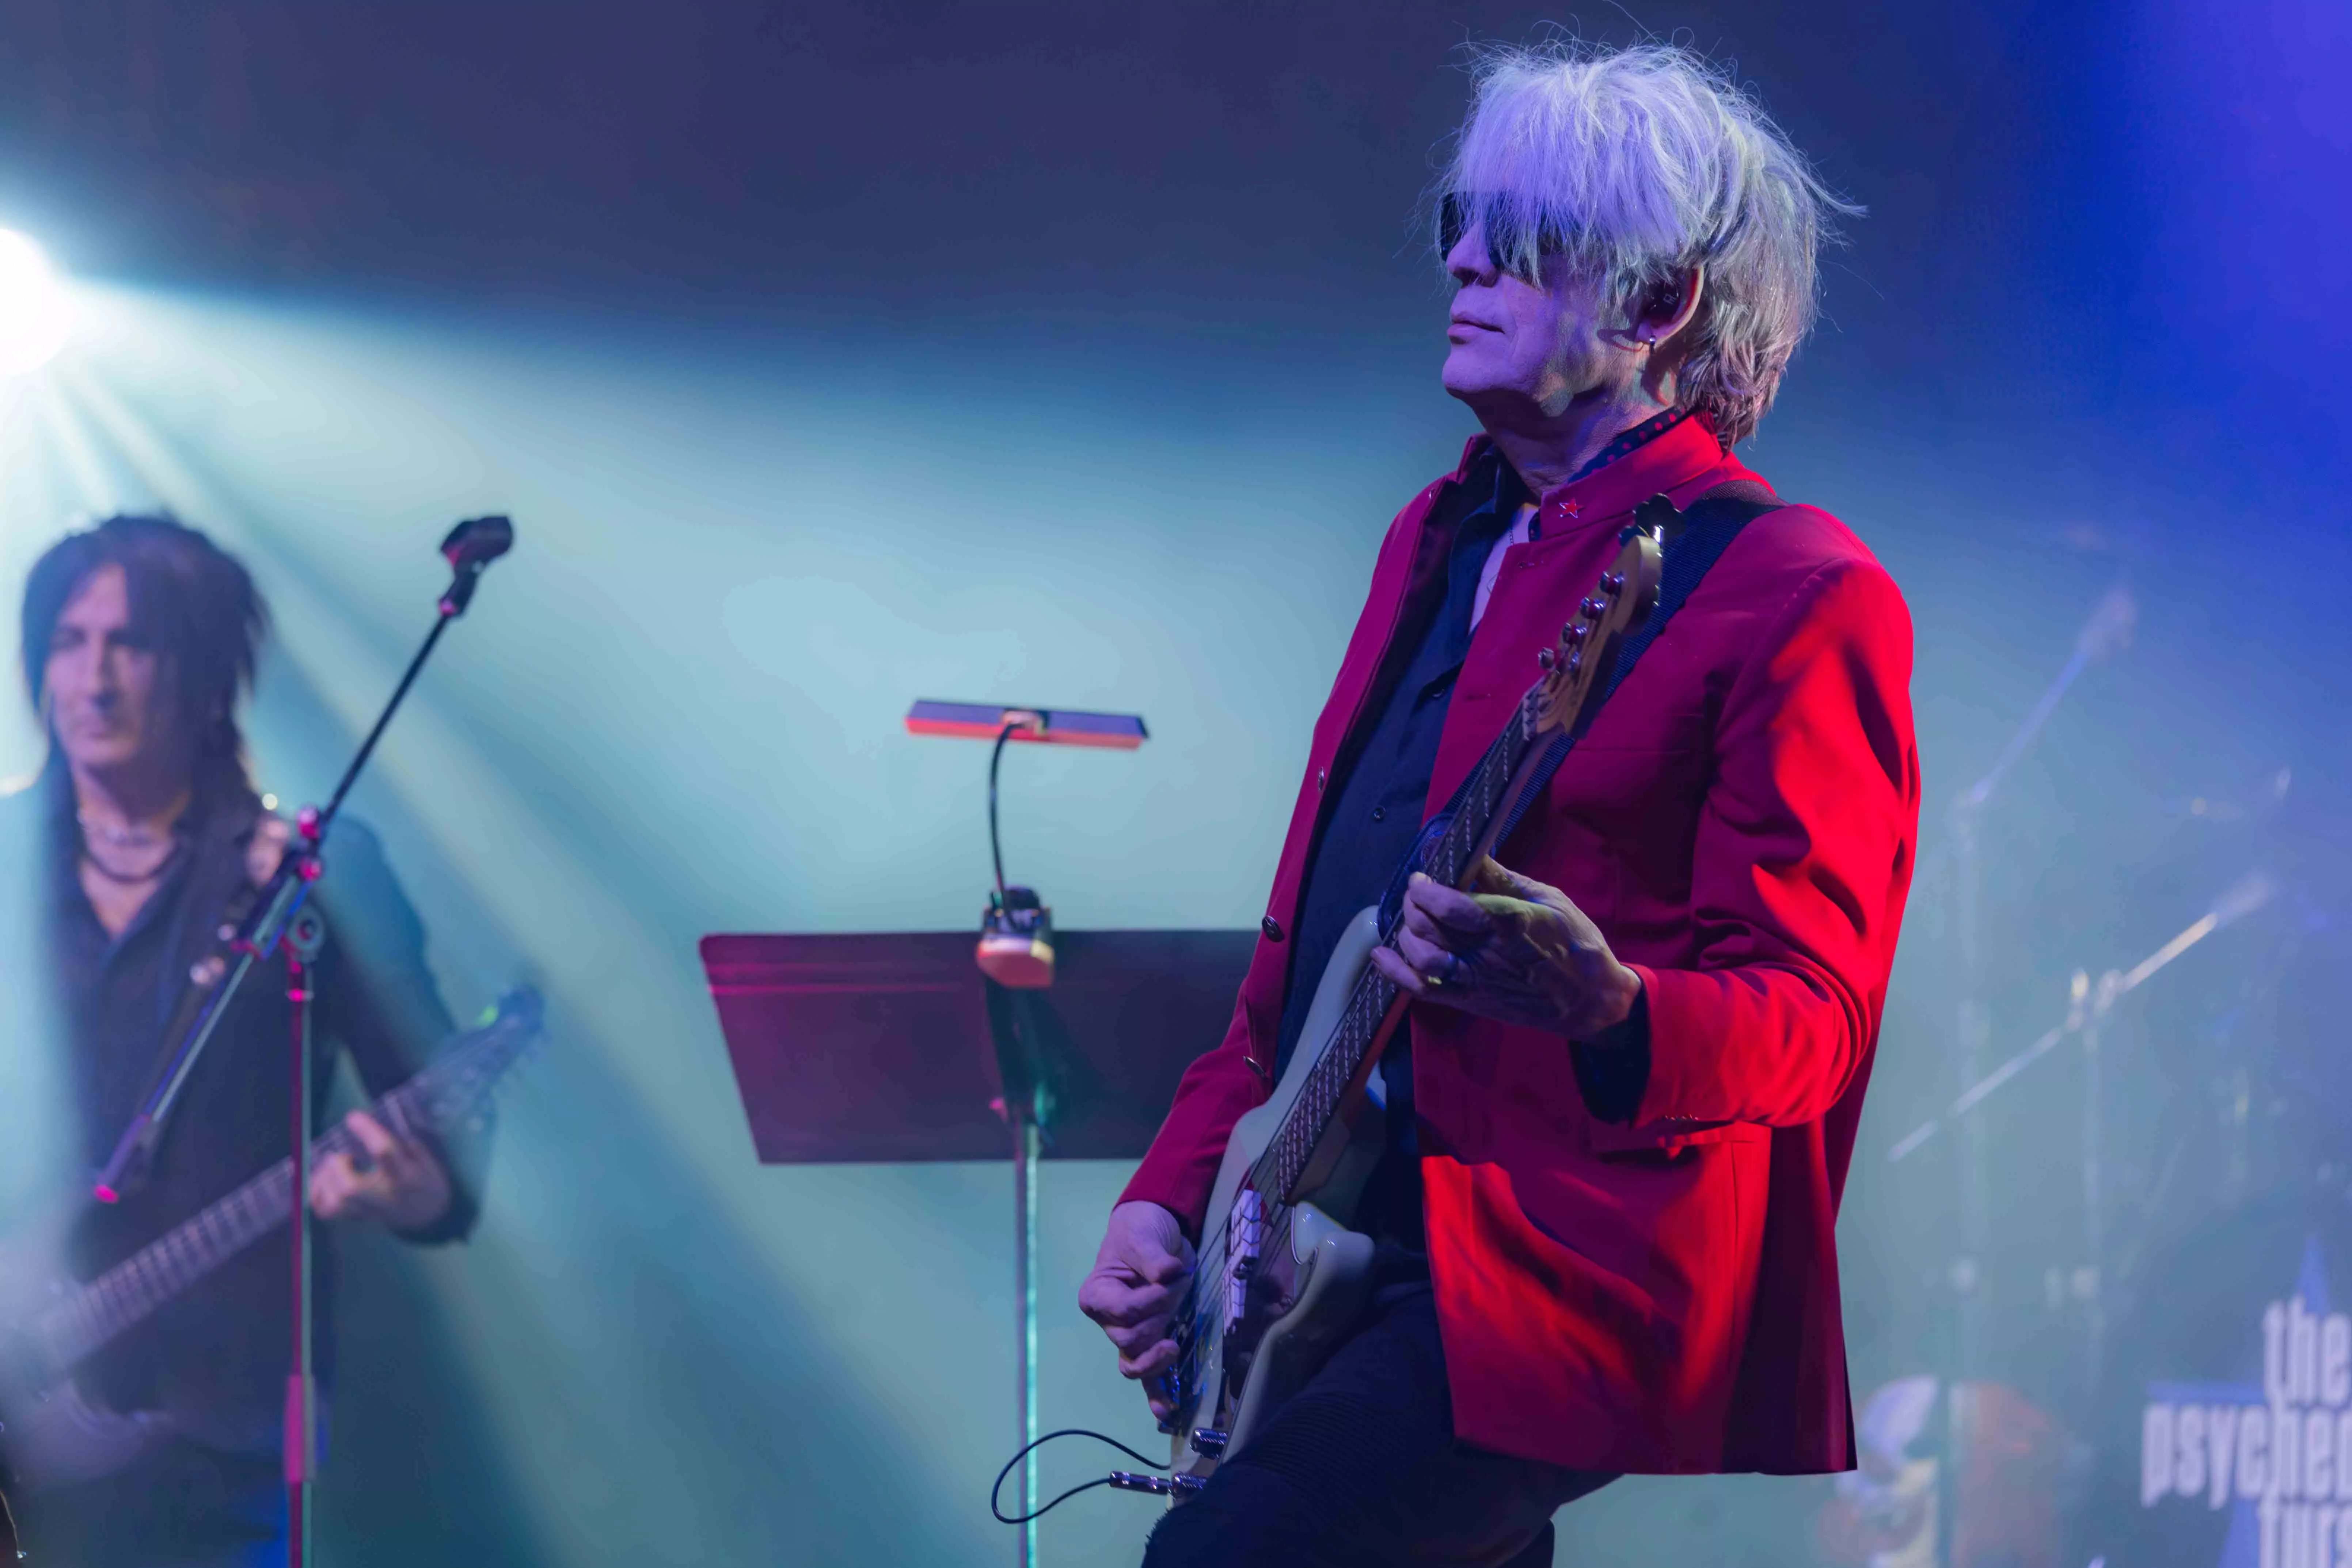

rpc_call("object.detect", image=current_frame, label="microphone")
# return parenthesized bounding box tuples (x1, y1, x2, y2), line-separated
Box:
(438, 515, 515, 616)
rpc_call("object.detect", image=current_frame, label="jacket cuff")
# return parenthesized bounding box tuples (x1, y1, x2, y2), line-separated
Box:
(1117, 1158, 1215, 1242)
(1623, 960, 1713, 1128)
(392, 1129, 486, 1246)
(1568, 974, 1652, 1126)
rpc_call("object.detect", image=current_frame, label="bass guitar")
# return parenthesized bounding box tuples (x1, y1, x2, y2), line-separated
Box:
(0, 988, 543, 1491)
(1154, 527, 1663, 1495)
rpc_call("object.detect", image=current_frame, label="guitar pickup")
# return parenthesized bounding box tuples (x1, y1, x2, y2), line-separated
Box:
(1224, 1189, 1265, 1336)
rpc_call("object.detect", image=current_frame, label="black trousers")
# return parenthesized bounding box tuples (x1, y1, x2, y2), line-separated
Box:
(1144, 1286, 1616, 1568)
(12, 1437, 285, 1568)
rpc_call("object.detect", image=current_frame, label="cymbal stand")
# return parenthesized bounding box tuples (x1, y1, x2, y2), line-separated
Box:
(1890, 876, 2276, 1403)
(1940, 586, 2134, 1384)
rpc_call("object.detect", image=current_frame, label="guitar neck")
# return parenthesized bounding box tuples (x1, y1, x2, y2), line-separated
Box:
(32, 1071, 438, 1379)
(1257, 697, 1546, 1202)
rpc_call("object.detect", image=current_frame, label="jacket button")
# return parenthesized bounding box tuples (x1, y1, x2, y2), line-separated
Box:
(1315, 769, 1328, 793)
(1261, 916, 1284, 942)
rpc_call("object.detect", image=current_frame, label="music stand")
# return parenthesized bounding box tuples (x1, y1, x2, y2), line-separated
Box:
(701, 927, 1253, 1555)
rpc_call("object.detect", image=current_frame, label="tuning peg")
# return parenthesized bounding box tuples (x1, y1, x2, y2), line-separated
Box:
(1536, 648, 1557, 671)
(1602, 572, 1626, 593)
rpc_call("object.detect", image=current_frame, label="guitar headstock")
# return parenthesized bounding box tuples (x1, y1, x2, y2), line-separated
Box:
(405, 987, 547, 1131)
(1529, 527, 1664, 741)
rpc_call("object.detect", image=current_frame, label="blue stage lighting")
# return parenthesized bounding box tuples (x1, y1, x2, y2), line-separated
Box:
(0, 228, 73, 376)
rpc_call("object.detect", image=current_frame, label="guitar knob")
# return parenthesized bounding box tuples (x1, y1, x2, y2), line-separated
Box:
(1109, 1472, 1207, 1499)
(1190, 1428, 1230, 1458)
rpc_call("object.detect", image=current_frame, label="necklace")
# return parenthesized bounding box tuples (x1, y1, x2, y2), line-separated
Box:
(81, 844, 181, 885)
(76, 810, 171, 850)
(77, 816, 183, 885)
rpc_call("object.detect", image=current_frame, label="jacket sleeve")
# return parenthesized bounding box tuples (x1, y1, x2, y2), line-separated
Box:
(1115, 995, 1269, 1240)
(314, 819, 492, 1245)
(1111, 470, 1462, 1237)
(1619, 555, 1919, 1130)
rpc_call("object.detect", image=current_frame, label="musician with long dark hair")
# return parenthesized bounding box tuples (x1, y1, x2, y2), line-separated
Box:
(0, 514, 488, 1565)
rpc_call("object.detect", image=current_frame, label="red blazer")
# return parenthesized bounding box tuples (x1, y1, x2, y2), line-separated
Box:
(1119, 415, 1919, 1475)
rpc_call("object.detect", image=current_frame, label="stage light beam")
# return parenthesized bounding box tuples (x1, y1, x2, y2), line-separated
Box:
(0, 229, 75, 377)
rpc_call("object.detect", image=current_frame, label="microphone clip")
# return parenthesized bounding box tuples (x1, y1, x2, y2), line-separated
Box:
(438, 514, 515, 617)
(978, 886, 1055, 990)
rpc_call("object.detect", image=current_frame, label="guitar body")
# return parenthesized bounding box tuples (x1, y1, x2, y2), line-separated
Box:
(0, 1208, 180, 1491)
(0, 1381, 176, 1492)
(1170, 906, 1389, 1485)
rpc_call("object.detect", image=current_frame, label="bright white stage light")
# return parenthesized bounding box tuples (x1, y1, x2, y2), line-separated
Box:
(0, 228, 75, 377)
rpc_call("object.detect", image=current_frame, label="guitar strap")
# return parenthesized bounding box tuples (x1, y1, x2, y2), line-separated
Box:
(99, 832, 270, 1201)
(1482, 479, 1786, 855)
(1376, 481, 1786, 933)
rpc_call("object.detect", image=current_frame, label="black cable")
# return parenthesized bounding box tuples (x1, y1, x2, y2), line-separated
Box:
(987, 719, 1018, 900)
(990, 1427, 1169, 1525)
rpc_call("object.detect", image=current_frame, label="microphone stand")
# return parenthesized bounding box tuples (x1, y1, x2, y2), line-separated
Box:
(984, 980, 1055, 1568)
(283, 901, 326, 1568)
(88, 518, 512, 1568)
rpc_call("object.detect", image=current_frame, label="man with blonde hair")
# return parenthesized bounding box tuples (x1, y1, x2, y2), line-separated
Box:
(1082, 41, 1919, 1565)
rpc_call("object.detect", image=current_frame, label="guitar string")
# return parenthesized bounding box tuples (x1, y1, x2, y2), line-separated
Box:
(35, 1020, 524, 1370)
(1205, 625, 1583, 1343)
(1174, 562, 1629, 1387)
(1224, 671, 1554, 1328)
(1184, 709, 1512, 1307)
(1171, 697, 1533, 1397)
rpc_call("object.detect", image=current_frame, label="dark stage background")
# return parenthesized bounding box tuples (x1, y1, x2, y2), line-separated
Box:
(0, 2, 2347, 1563)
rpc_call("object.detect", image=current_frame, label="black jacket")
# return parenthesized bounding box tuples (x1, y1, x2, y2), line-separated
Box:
(0, 774, 487, 1451)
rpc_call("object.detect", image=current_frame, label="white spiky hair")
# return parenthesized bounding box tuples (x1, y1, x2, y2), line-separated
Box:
(1436, 41, 1859, 444)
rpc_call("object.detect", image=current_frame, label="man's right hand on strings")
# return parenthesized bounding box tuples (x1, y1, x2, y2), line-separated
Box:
(1078, 1200, 1196, 1421)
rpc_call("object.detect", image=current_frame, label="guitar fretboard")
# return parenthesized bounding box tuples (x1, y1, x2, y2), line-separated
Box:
(1166, 535, 1655, 1432)
(1250, 692, 1544, 1205)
